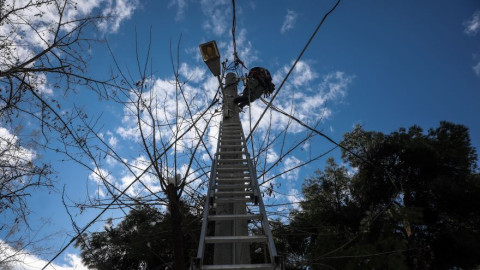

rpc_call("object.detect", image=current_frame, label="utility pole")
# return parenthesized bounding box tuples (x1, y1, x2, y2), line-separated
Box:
(213, 73, 250, 264)
(194, 40, 282, 270)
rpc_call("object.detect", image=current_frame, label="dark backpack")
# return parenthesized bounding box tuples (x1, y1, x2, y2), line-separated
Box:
(248, 67, 275, 97)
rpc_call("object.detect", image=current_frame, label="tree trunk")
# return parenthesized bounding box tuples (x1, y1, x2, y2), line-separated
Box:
(167, 183, 185, 270)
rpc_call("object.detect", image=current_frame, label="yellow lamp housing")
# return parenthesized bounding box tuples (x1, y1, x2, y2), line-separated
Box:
(199, 40, 221, 76)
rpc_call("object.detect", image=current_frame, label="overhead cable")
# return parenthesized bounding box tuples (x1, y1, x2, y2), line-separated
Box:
(245, 0, 341, 142)
(231, 0, 247, 69)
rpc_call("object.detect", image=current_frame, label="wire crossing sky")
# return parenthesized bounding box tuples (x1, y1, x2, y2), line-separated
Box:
(1, 0, 480, 269)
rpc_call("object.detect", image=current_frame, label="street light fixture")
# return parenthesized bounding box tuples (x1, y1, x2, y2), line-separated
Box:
(199, 40, 221, 77)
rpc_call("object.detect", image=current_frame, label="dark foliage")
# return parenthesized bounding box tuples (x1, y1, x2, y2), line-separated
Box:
(75, 204, 200, 270)
(279, 121, 480, 269)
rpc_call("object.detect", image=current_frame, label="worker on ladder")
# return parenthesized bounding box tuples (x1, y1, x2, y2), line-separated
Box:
(234, 67, 275, 109)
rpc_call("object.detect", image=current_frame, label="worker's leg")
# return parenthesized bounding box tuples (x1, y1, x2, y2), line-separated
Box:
(234, 95, 250, 109)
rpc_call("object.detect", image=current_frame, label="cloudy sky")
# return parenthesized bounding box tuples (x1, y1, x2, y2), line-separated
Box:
(1, 0, 480, 269)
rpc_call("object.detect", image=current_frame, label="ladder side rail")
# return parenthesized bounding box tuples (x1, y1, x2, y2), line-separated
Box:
(240, 129, 279, 265)
(196, 129, 223, 265)
(195, 154, 217, 264)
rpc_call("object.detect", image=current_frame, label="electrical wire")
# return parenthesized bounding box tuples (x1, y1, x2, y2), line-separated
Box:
(259, 98, 371, 166)
(245, 0, 341, 142)
(231, 0, 247, 69)
(225, 1, 413, 266)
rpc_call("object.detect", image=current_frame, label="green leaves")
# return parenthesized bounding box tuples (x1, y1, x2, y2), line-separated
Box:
(284, 121, 480, 269)
(75, 204, 200, 270)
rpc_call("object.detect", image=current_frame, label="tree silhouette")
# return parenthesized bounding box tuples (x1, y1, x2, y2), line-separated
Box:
(75, 203, 201, 270)
(281, 121, 480, 269)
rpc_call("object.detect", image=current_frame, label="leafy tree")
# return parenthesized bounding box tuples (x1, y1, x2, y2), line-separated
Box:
(75, 203, 200, 270)
(278, 158, 406, 269)
(285, 121, 480, 269)
(342, 121, 480, 269)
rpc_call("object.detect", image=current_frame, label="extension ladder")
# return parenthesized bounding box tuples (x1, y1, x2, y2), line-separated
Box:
(192, 120, 283, 270)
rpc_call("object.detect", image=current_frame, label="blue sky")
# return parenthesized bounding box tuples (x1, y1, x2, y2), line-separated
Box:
(2, 0, 480, 269)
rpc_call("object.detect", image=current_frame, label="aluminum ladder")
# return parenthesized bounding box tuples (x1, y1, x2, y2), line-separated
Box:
(192, 120, 283, 270)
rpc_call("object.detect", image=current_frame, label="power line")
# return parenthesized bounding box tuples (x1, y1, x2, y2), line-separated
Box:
(231, 0, 247, 69)
(259, 98, 372, 166)
(226, 1, 407, 264)
(245, 0, 341, 142)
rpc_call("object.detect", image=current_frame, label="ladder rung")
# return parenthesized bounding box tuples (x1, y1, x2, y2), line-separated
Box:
(217, 172, 249, 176)
(217, 166, 248, 170)
(216, 191, 253, 197)
(217, 177, 250, 181)
(216, 184, 249, 189)
(204, 235, 267, 243)
(215, 197, 253, 203)
(220, 139, 242, 143)
(201, 264, 274, 270)
(217, 163, 247, 167)
(217, 165, 248, 169)
(216, 179, 250, 183)
(217, 174, 249, 177)
(218, 151, 246, 155)
(208, 214, 262, 221)
(216, 181, 250, 185)
(216, 176, 250, 180)
(218, 159, 247, 162)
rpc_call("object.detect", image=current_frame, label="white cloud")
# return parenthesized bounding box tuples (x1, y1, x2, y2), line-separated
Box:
(117, 155, 163, 197)
(266, 148, 279, 163)
(281, 156, 301, 180)
(168, 0, 188, 21)
(281, 10, 298, 34)
(1, 0, 138, 53)
(107, 132, 118, 148)
(88, 167, 116, 197)
(116, 64, 220, 154)
(223, 28, 258, 67)
(0, 240, 89, 270)
(116, 125, 139, 141)
(474, 61, 480, 76)
(0, 127, 36, 169)
(179, 63, 207, 83)
(200, 0, 230, 36)
(249, 62, 353, 134)
(464, 10, 480, 36)
(291, 61, 318, 87)
(99, 0, 139, 33)
(105, 153, 118, 167)
(0, 0, 138, 118)
(108, 59, 225, 200)
(286, 188, 303, 210)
